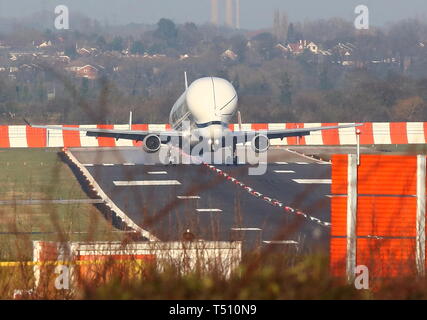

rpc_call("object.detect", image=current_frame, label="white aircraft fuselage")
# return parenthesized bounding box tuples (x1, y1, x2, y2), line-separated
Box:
(169, 77, 238, 148)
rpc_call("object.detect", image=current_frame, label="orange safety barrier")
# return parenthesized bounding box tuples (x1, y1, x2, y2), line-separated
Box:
(330, 154, 423, 279)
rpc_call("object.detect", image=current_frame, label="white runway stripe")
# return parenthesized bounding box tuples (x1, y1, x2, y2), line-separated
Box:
(275, 162, 288, 165)
(102, 164, 115, 166)
(114, 180, 181, 186)
(147, 171, 168, 175)
(231, 228, 262, 231)
(295, 162, 309, 165)
(123, 163, 136, 166)
(83, 164, 94, 167)
(292, 179, 332, 184)
(196, 208, 222, 212)
(177, 196, 201, 199)
(274, 170, 295, 173)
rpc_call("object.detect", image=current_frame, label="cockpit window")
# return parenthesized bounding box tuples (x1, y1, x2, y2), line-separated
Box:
(170, 92, 193, 130)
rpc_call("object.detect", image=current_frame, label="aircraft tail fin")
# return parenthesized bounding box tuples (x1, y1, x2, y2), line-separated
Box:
(184, 72, 189, 90)
(237, 110, 242, 131)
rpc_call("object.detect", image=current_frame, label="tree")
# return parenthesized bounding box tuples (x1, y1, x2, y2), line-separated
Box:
(391, 96, 424, 120)
(273, 9, 288, 43)
(155, 18, 178, 42)
(287, 23, 298, 43)
(64, 43, 77, 59)
(252, 32, 275, 60)
(279, 72, 292, 105)
(131, 41, 145, 55)
(230, 35, 247, 63)
(110, 36, 124, 52)
(96, 35, 107, 50)
(81, 78, 89, 97)
(319, 67, 332, 90)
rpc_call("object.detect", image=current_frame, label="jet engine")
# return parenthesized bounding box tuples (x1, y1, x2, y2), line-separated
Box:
(251, 134, 270, 153)
(142, 134, 161, 153)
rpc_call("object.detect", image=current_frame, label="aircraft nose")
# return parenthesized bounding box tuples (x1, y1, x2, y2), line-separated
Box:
(186, 77, 237, 123)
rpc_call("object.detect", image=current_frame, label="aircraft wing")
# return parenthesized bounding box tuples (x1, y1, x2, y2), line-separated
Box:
(24, 120, 183, 142)
(233, 123, 362, 140)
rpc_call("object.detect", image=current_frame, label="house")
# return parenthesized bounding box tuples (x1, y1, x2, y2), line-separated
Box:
(75, 65, 102, 80)
(275, 43, 289, 54)
(333, 43, 355, 57)
(66, 64, 104, 80)
(221, 49, 238, 61)
(306, 41, 319, 54)
(37, 41, 52, 48)
(58, 55, 71, 64)
(76, 47, 98, 57)
(77, 48, 92, 56)
(287, 42, 304, 55)
(287, 40, 322, 55)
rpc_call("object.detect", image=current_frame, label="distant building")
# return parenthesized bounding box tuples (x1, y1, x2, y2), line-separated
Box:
(75, 65, 100, 80)
(66, 64, 104, 80)
(77, 48, 91, 56)
(287, 41, 305, 55)
(77, 47, 98, 57)
(286, 40, 322, 56)
(221, 49, 238, 61)
(37, 41, 52, 48)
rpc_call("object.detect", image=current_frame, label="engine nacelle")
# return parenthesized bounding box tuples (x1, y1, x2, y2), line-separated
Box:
(251, 134, 270, 153)
(142, 134, 161, 153)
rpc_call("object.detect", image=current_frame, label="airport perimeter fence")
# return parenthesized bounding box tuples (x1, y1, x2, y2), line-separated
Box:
(1, 122, 427, 148)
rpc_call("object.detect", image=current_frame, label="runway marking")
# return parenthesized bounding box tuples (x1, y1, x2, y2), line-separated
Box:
(113, 180, 181, 186)
(196, 208, 222, 213)
(83, 164, 94, 167)
(292, 179, 332, 184)
(295, 162, 309, 165)
(231, 228, 262, 231)
(275, 162, 288, 165)
(177, 196, 201, 199)
(102, 163, 115, 166)
(274, 170, 295, 173)
(123, 163, 136, 166)
(325, 195, 346, 198)
(263, 240, 298, 245)
(147, 171, 168, 175)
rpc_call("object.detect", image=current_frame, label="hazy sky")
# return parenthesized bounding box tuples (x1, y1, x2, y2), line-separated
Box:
(0, 0, 426, 29)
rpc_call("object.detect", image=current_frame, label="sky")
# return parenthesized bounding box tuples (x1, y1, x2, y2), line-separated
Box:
(0, 0, 426, 29)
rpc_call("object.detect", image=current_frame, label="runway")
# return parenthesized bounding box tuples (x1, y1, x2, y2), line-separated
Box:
(69, 147, 332, 251)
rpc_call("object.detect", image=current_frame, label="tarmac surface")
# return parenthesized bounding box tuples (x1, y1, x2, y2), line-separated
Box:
(69, 146, 333, 251)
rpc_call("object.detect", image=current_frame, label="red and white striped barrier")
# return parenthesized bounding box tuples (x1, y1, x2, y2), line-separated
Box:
(0, 122, 426, 148)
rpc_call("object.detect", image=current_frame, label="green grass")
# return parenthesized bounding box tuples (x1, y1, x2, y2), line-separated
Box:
(0, 148, 124, 260)
(0, 148, 87, 200)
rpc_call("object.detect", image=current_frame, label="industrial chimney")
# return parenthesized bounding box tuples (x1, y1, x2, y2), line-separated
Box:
(235, 0, 240, 29)
(210, 0, 219, 26)
(210, 0, 240, 29)
(225, 0, 234, 28)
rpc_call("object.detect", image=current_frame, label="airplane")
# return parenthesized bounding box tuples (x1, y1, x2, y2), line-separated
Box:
(25, 75, 361, 164)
